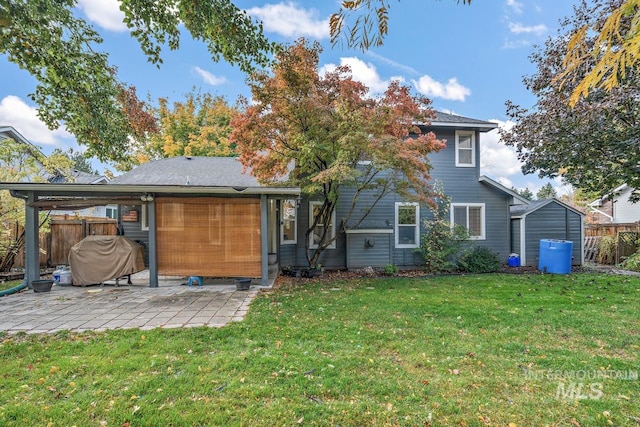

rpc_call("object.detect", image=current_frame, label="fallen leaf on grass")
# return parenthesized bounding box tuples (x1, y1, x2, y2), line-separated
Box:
(307, 395, 322, 404)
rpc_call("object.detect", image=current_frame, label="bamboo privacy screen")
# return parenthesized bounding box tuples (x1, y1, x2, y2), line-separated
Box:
(156, 197, 261, 277)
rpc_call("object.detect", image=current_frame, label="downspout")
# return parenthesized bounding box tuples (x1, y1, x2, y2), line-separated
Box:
(519, 217, 526, 266)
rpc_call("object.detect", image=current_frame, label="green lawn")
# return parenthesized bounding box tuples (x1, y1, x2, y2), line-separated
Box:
(0, 273, 638, 426)
(0, 280, 22, 292)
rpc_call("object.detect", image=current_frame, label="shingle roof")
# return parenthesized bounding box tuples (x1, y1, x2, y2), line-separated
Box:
(430, 112, 497, 131)
(510, 198, 585, 217)
(108, 157, 273, 187)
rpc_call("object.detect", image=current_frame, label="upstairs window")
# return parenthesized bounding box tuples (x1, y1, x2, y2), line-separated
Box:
(455, 130, 475, 167)
(281, 199, 297, 244)
(451, 203, 485, 240)
(395, 202, 420, 248)
(309, 201, 336, 249)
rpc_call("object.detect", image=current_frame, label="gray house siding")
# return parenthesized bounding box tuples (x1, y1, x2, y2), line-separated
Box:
(119, 204, 149, 265)
(279, 126, 514, 269)
(518, 203, 583, 267)
(511, 219, 521, 258)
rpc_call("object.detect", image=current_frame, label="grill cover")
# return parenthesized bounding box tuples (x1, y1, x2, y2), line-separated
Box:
(69, 235, 145, 286)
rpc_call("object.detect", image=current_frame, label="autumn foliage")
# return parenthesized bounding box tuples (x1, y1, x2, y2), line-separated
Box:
(231, 39, 444, 266)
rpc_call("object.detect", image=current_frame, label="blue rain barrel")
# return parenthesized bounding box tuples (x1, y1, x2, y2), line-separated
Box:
(508, 253, 520, 267)
(538, 239, 573, 274)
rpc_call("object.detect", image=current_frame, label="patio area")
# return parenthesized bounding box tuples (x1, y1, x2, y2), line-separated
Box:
(0, 267, 278, 334)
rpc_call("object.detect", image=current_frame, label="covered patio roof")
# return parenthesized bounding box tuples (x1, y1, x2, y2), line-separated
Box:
(1, 157, 301, 289)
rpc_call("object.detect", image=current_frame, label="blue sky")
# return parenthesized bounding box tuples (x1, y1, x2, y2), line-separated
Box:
(0, 0, 579, 195)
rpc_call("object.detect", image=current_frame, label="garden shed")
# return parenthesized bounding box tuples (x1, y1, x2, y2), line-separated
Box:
(510, 199, 584, 267)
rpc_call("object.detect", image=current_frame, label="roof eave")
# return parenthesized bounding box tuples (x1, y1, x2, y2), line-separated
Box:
(0, 182, 301, 197)
(429, 121, 498, 132)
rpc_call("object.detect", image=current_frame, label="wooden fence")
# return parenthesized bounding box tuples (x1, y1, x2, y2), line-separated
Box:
(583, 223, 640, 265)
(6, 217, 117, 269)
(585, 222, 640, 237)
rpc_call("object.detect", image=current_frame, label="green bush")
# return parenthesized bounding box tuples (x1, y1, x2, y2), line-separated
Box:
(416, 185, 469, 274)
(597, 236, 616, 264)
(457, 246, 502, 273)
(618, 250, 640, 271)
(384, 264, 398, 276)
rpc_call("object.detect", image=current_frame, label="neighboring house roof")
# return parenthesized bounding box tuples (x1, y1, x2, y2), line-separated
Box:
(430, 112, 498, 132)
(510, 198, 585, 218)
(588, 184, 628, 207)
(479, 175, 529, 205)
(109, 156, 287, 187)
(0, 125, 45, 162)
(49, 169, 108, 184)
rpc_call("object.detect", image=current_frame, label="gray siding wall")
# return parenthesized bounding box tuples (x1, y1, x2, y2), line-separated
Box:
(346, 233, 393, 268)
(510, 219, 521, 257)
(522, 203, 583, 267)
(279, 127, 514, 268)
(118, 204, 149, 265)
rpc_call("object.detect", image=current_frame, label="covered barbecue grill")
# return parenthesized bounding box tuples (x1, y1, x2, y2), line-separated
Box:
(69, 235, 145, 286)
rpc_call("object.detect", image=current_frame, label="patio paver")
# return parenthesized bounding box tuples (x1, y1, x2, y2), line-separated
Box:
(0, 271, 266, 334)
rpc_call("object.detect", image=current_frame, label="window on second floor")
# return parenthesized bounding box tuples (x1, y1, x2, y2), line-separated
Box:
(310, 201, 336, 249)
(455, 130, 475, 167)
(451, 203, 485, 240)
(395, 202, 420, 248)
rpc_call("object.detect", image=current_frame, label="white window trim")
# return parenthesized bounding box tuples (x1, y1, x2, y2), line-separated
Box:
(450, 203, 485, 240)
(280, 199, 297, 245)
(395, 202, 420, 249)
(455, 130, 476, 168)
(309, 201, 336, 249)
(141, 204, 149, 231)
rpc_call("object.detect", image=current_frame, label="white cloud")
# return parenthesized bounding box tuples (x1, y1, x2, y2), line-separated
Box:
(320, 57, 403, 94)
(193, 66, 227, 86)
(364, 51, 419, 76)
(505, 0, 523, 14)
(508, 22, 547, 36)
(77, 0, 126, 32)
(479, 121, 522, 178)
(496, 176, 515, 189)
(246, 2, 329, 39)
(411, 75, 470, 101)
(0, 96, 72, 146)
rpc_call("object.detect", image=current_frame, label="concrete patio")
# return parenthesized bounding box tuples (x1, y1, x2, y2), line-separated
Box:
(0, 269, 276, 334)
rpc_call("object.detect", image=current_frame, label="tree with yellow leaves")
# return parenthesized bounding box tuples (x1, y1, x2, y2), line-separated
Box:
(558, 0, 640, 105)
(114, 91, 238, 172)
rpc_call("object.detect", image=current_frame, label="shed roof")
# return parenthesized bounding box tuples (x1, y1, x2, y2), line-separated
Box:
(510, 198, 585, 218)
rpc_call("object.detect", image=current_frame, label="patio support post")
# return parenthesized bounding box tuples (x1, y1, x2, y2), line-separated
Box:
(147, 199, 158, 288)
(261, 194, 268, 286)
(25, 192, 40, 287)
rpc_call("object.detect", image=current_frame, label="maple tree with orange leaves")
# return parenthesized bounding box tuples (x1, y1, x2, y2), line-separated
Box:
(231, 39, 445, 267)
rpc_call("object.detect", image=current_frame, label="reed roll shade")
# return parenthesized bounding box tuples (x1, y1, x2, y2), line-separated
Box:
(156, 197, 262, 277)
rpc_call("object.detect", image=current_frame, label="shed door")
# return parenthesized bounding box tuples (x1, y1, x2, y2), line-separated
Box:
(156, 197, 261, 277)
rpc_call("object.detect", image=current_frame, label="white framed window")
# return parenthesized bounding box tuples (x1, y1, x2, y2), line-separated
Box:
(451, 203, 485, 240)
(141, 204, 149, 231)
(395, 202, 420, 248)
(455, 130, 475, 167)
(281, 199, 297, 244)
(309, 201, 336, 249)
(105, 205, 118, 219)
